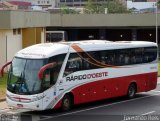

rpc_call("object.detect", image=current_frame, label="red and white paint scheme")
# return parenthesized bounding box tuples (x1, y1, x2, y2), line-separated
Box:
(1, 40, 158, 111)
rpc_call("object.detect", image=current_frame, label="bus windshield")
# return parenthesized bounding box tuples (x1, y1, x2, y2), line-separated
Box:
(7, 57, 47, 95)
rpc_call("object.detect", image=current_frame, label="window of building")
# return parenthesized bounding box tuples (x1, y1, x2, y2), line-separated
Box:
(66, 0, 73, 2)
(17, 28, 21, 35)
(60, 0, 65, 2)
(13, 29, 17, 35)
(132, 0, 147, 2)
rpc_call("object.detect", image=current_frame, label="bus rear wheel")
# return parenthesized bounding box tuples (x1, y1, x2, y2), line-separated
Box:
(61, 95, 72, 111)
(127, 83, 136, 99)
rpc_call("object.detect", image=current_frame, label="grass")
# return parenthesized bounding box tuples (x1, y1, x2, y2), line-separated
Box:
(0, 74, 7, 99)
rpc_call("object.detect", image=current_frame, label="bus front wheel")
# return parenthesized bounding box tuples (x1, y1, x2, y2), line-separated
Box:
(61, 94, 72, 111)
(127, 83, 136, 99)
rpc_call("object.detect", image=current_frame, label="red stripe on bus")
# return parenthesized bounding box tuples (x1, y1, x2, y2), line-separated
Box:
(53, 72, 157, 109)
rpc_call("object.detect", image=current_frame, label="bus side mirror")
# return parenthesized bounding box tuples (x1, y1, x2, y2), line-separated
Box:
(38, 62, 56, 81)
(0, 61, 12, 77)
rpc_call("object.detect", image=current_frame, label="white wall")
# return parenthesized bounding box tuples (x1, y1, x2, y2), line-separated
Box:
(127, 1, 156, 10)
(41, 27, 45, 43)
(0, 30, 7, 68)
(32, 0, 53, 6)
(0, 29, 22, 68)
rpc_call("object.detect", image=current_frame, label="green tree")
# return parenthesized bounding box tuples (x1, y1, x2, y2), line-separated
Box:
(158, 0, 160, 8)
(106, 0, 130, 14)
(60, 5, 79, 14)
(84, 0, 130, 14)
(84, 0, 106, 14)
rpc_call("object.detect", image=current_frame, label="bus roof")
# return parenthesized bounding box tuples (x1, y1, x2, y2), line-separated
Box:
(15, 40, 157, 59)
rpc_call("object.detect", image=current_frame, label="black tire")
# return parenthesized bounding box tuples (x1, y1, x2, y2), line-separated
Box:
(127, 83, 136, 99)
(61, 95, 72, 111)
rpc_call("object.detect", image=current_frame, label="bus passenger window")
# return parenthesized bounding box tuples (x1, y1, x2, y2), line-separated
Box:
(144, 47, 157, 63)
(124, 55, 129, 65)
(82, 56, 91, 70)
(64, 53, 82, 77)
(100, 50, 115, 65)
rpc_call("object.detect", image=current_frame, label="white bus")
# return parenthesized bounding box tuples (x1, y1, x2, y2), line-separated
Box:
(1, 40, 158, 111)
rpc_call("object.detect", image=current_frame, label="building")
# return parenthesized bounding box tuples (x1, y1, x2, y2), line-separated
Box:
(0, 10, 159, 68)
(0, 1, 32, 10)
(132, 0, 156, 2)
(31, 0, 57, 9)
(0, 0, 58, 9)
(0, 10, 48, 68)
(0, 0, 127, 9)
(0, 1, 18, 10)
(127, 0, 156, 13)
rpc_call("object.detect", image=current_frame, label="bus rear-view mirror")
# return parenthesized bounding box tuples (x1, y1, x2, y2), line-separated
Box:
(0, 61, 12, 77)
(38, 62, 56, 81)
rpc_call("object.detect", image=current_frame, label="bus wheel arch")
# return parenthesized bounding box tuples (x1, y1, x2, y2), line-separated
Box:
(127, 82, 137, 99)
(61, 92, 74, 111)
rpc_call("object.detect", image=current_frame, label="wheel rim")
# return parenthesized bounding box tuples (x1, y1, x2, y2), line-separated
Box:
(129, 86, 135, 97)
(63, 98, 70, 109)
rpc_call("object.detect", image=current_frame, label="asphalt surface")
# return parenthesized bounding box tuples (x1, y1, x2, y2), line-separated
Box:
(1, 84, 160, 121)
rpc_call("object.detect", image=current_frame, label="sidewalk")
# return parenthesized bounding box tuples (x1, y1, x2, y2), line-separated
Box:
(0, 100, 9, 110)
(0, 98, 5, 102)
(158, 77, 160, 84)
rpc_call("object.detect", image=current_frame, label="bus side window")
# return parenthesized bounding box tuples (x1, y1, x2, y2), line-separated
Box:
(81, 51, 102, 70)
(130, 48, 137, 64)
(100, 50, 115, 65)
(114, 50, 122, 66)
(134, 48, 143, 64)
(100, 51, 106, 64)
(143, 47, 157, 63)
(64, 53, 82, 77)
(82, 52, 95, 70)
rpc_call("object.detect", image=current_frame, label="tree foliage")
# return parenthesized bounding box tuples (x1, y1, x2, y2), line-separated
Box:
(84, 0, 131, 14)
(59, 0, 130, 14)
(158, 0, 160, 8)
(60, 5, 79, 14)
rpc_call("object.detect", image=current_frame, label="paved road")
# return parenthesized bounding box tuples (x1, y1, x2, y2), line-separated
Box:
(1, 84, 160, 121)
(21, 84, 160, 121)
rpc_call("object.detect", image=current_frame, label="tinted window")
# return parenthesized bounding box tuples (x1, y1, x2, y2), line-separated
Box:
(64, 53, 82, 76)
(63, 46, 157, 76)
(143, 47, 157, 63)
(82, 51, 100, 70)
(100, 50, 115, 65)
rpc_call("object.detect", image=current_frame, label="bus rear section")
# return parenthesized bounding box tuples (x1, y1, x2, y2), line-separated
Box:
(1, 40, 158, 111)
(58, 44, 158, 108)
